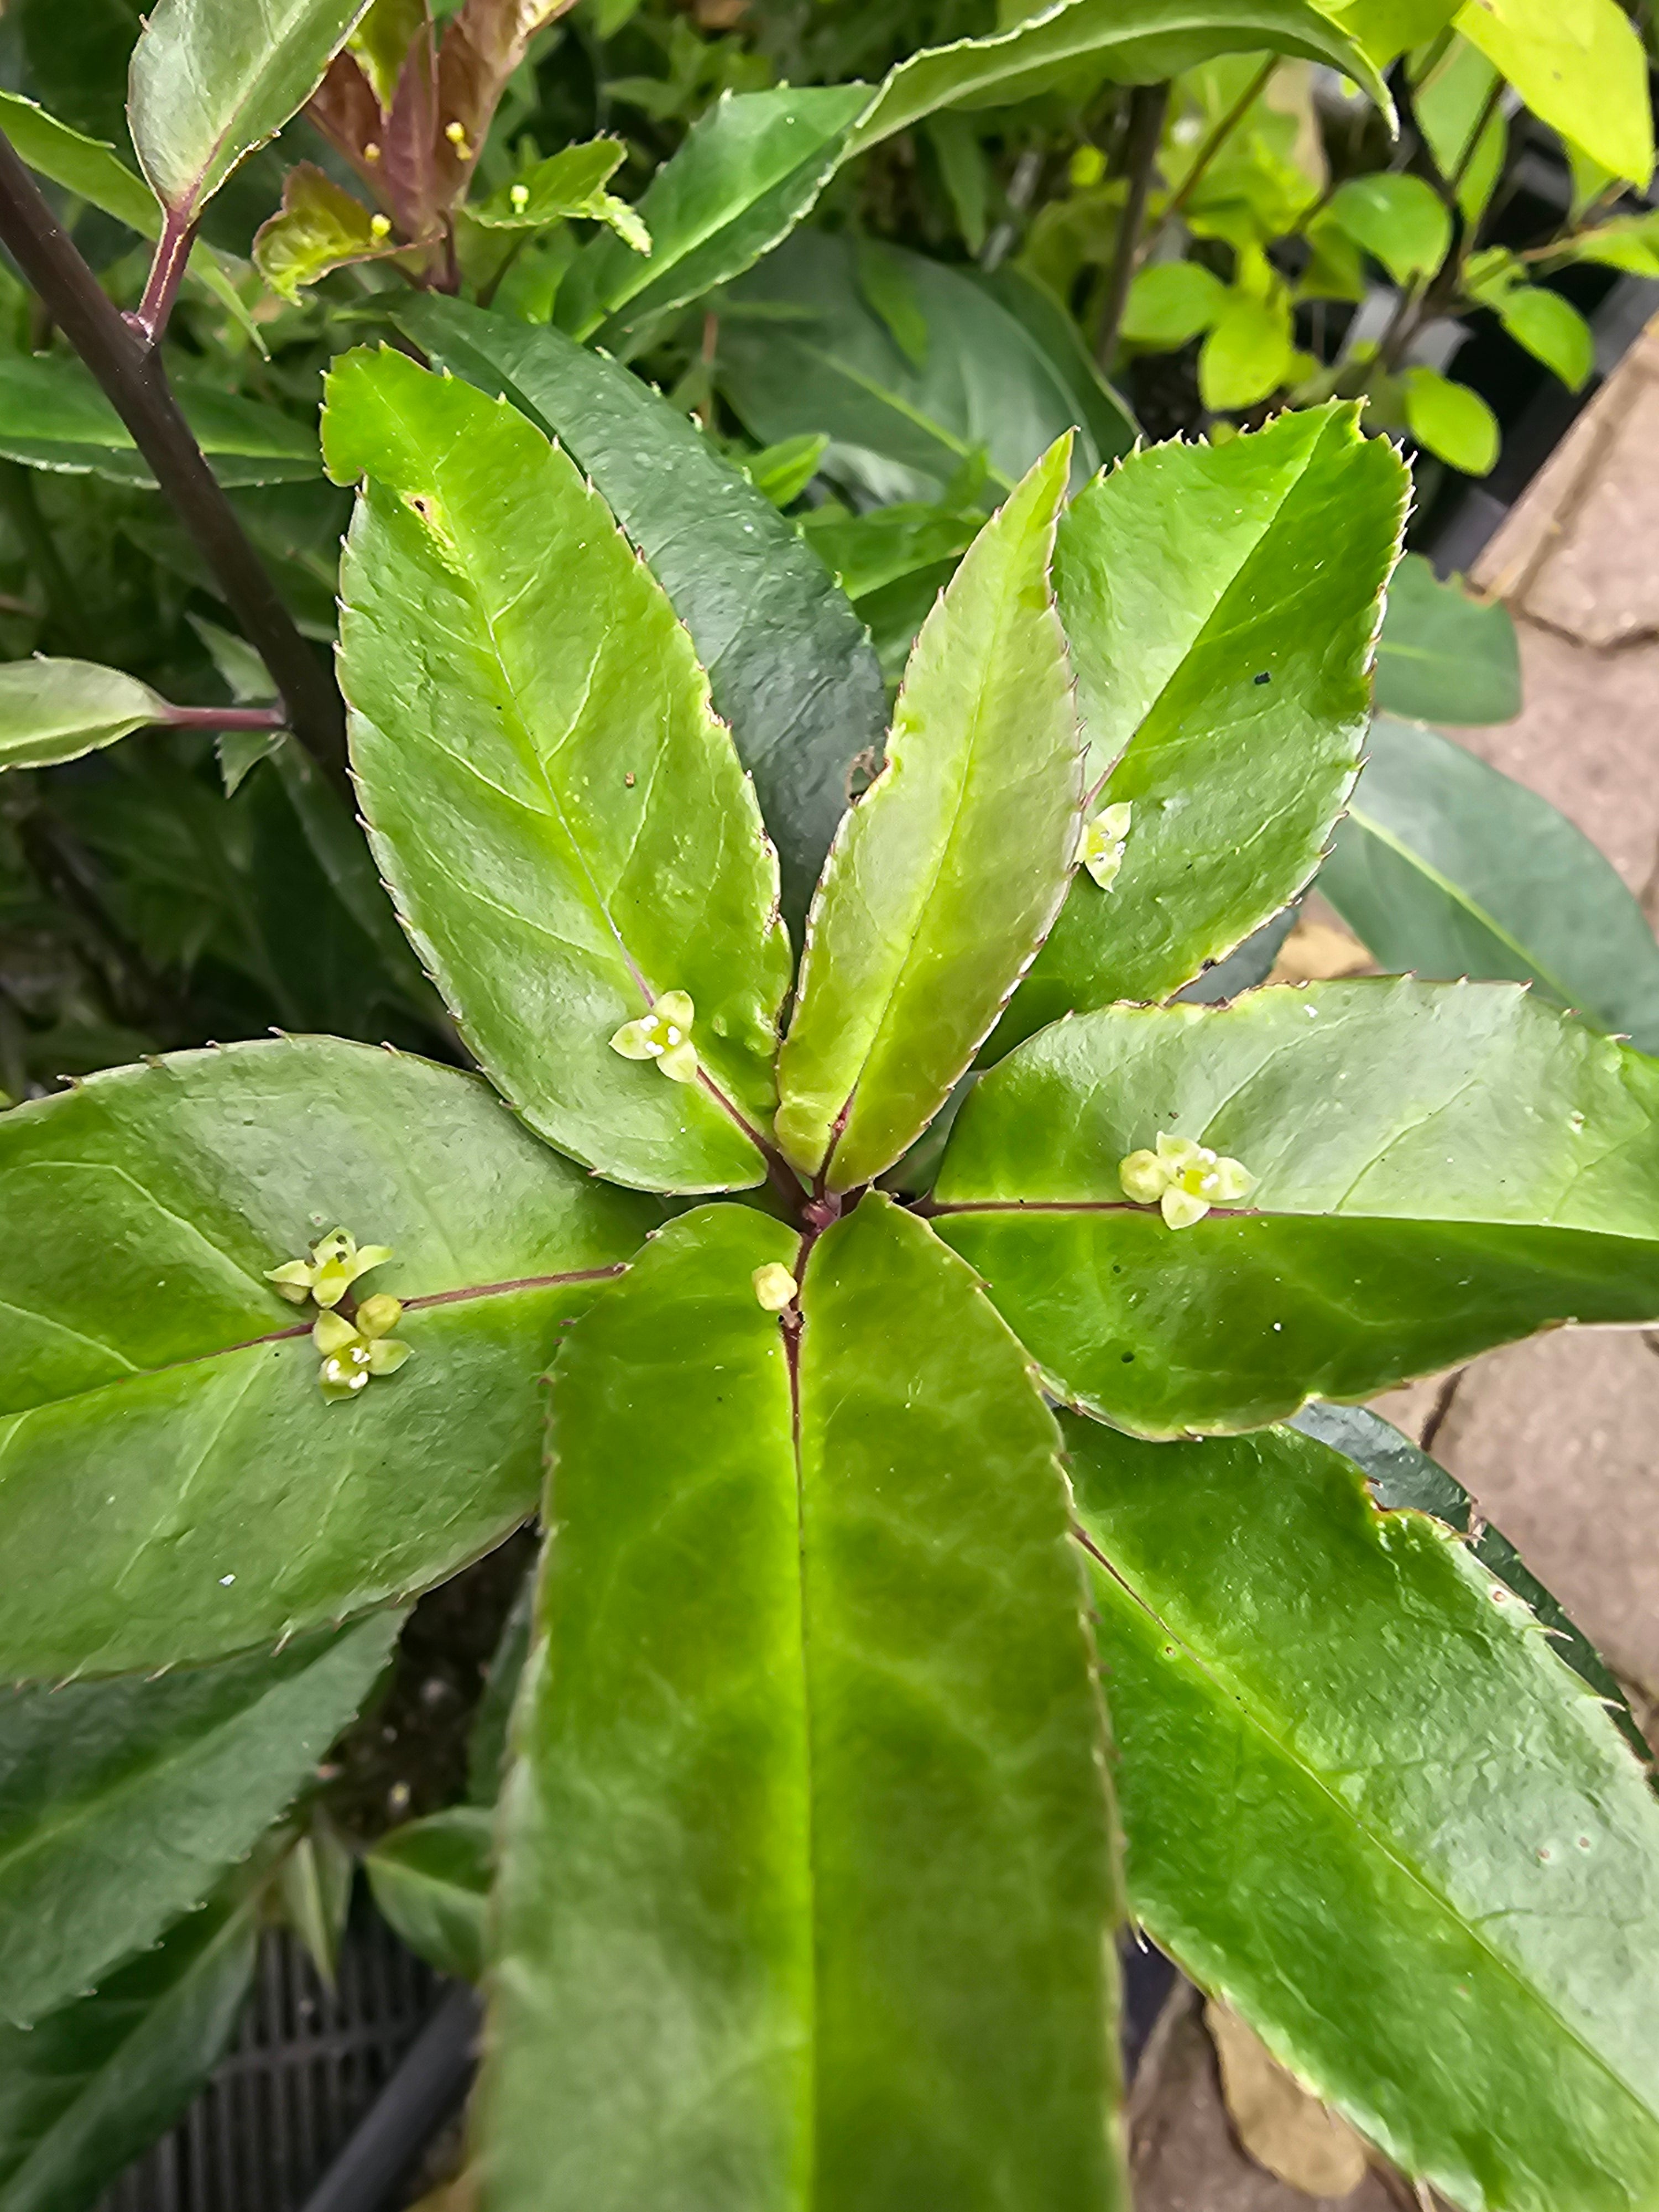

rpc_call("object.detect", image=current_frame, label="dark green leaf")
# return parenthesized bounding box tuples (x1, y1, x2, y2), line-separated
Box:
(128, 0, 373, 220)
(0, 1614, 397, 2027)
(467, 1572, 534, 1804)
(935, 977, 1659, 1434)
(719, 231, 1133, 506)
(1069, 1413, 1659, 2211)
(1291, 1401, 1655, 1771)
(1321, 716, 1659, 1053)
(0, 357, 319, 489)
(482, 1198, 1123, 2210)
(998, 403, 1406, 1051)
(395, 296, 887, 937)
(0, 1035, 652, 1679)
(1373, 553, 1520, 723)
(0, 659, 166, 772)
(275, 1815, 356, 1987)
(776, 442, 1081, 1190)
(0, 1878, 261, 2212)
(366, 1807, 493, 1982)
(324, 345, 791, 1193)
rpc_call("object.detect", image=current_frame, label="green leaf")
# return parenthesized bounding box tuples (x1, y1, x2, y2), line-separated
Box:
(557, 86, 871, 351)
(719, 229, 1134, 505)
(394, 296, 888, 938)
(1313, 0, 1460, 67)
(1291, 1400, 1656, 1772)
(998, 404, 1405, 1050)
(979, 264, 1140, 471)
(0, 1035, 652, 1679)
(481, 1197, 1123, 2210)
(799, 502, 979, 604)
(253, 161, 398, 301)
(0, 1877, 261, 2212)
(1402, 363, 1499, 476)
(129, 0, 373, 221)
(927, 110, 992, 252)
(1562, 211, 1659, 278)
(1120, 259, 1228, 346)
(1321, 715, 1659, 1053)
(1494, 285, 1595, 391)
(366, 1807, 492, 1983)
(849, 0, 1392, 156)
(857, 237, 930, 367)
(467, 1573, 534, 1804)
(0, 1615, 397, 2027)
(1412, 34, 1505, 223)
(1068, 1412, 1659, 2211)
(0, 356, 320, 489)
(275, 1816, 356, 1987)
(1373, 551, 1520, 723)
(933, 977, 1659, 1435)
(1197, 289, 1295, 409)
(1454, 0, 1653, 189)
(775, 442, 1081, 1190)
(348, 0, 426, 108)
(468, 139, 649, 253)
(1325, 172, 1452, 284)
(0, 658, 167, 771)
(0, 90, 257, 337)
(744, 432, 830, 508)
(324, 345, 791, 1194)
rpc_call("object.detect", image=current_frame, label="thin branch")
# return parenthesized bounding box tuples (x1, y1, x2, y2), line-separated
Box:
(1446, 75, 1506, 198)
(162, 703, 290, 732)
(130, 207, 197, 347)
(0, 130, 350, 795)
(1140, 59, 1275, 264)
(1094, 81, 1171, 370)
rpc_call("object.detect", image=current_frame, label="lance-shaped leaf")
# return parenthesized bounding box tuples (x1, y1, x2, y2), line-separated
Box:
(325, 346, 791, 1193)
(1291, 1400, 1655, 1772)
(481, 1198, 1123, 2210)
(556, 86, 872, 353)
(254, 162, 404, 299)
(0, 1613, 398, 2028)
(933, 977, 1659, 1436)
(0, 659, 168, 773)
(776, 441, 1082, 1191)
(0, 1875, 262, 2212)
(366, 1806, 492, 1981)
(994, 404, 1406, 1053)
(129, 0, 374, 222)
(1372, 552, 1520, 724)
(0, 1036, 653, 1680)
(1321, 715, 1659, 1056)
(397, 296, 886, 936)
(721, 231, 1133, 507)
(847, 0, 1391, 156)
(1068, 1413, 1659, 2212)
(0, 356, 320, 489)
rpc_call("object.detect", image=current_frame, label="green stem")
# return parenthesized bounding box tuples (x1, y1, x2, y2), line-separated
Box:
(1140, 58, 1275, 264)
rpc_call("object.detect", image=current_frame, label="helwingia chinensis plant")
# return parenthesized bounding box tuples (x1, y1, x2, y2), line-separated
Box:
(6, 326, 1659, 2212)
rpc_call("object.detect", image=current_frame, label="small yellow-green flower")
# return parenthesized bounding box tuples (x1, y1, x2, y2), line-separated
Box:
(313, 1294, 412, 1402)
(1119, 1131, 1256, 1230)
(1079, 802, 1133, 891)
(609, 989, 699, 1083)
(752, 1262, 798, 1312)
(267, 1228, 394, 1310)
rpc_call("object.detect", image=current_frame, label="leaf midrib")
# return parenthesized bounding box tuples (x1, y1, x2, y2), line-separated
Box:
(1076, 1524, 1659, 2141)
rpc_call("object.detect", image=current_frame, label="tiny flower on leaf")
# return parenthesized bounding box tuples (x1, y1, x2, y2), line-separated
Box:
(609, 990, 700, 1083)
(752, 1262, 798, 1312)
(1118, 1130, 1256, 1230)
(265, 1228, 395, 1309)
(1079, 802, 1133, 891)
(313, 1293, 411, 1402)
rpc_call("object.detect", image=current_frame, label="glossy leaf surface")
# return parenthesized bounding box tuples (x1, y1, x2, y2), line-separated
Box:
(0, 659, 166, 772)
(1372, 553, 1520, 723)
(0, 1880, 260, 2212)
(129, 0, 372, 219)
(0, 1614, 396, 2027)
(558, 87, 869, 352)
(850, 0, 1389, 154)
(1069, 1413, 1659, 2211)
(720, 231, 1132, 507)
(398, 296, 886, 935)
(777, 442, 1081, 1189)
(0, 357, 320, 488)
(935, 978, 1659, 1433)
(997, 404, 1405, 1050)
(483, 1198, 1122, 2211)
(1323, 717, 1659, 1053)
(0, 1036, 651, 1678)
(325, 347, 790, 1193)
(366, 1807, 492, 1983)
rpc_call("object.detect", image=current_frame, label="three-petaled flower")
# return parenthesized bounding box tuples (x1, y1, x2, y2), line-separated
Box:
(313, 1295, 413, 1403)
(609, 989, 700, 1083)
(1119, 1131, 1256, 1230)
(267, 1227, 394, 1309)
(1079, 802, 1132, 891)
